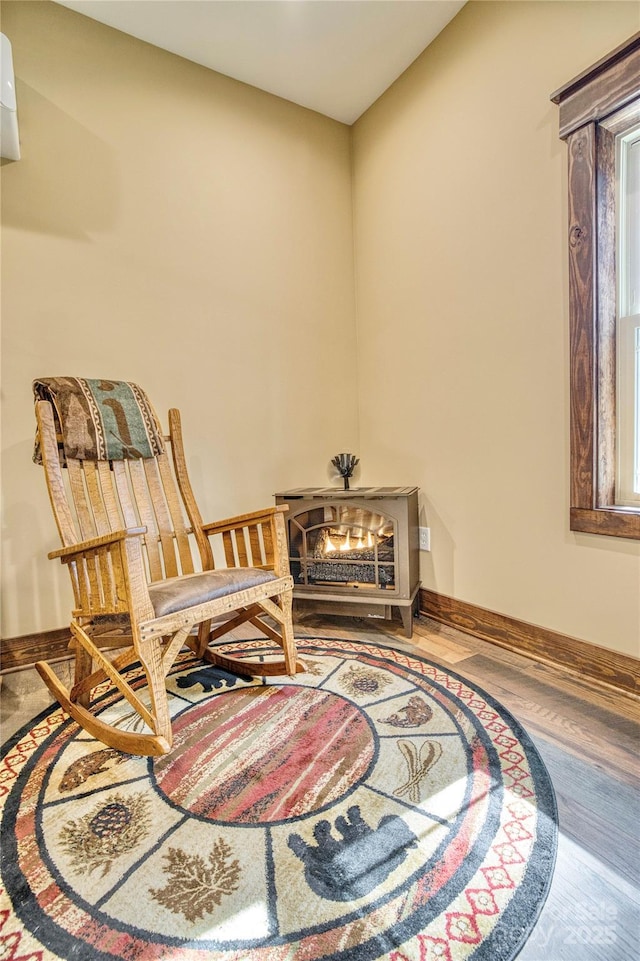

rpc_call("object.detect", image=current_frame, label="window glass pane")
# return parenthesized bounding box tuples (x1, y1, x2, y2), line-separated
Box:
(634, 324, 640, 495)
(617, 127, 640, 505)
(622, 134, 640, 316)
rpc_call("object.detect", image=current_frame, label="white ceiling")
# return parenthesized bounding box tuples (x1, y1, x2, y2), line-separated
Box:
(53, 1, 466, 124)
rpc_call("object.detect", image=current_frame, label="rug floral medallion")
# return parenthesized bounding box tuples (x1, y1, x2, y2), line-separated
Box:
(0, 638, 557, 961)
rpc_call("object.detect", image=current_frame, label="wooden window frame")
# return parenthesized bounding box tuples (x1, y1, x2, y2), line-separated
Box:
(552, 33, 640, 539)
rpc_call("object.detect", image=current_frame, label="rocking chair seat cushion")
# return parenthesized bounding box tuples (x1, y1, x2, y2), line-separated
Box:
(147, 567, 278, 618)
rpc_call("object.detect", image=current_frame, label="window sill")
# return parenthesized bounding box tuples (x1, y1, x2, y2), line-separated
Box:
(570, 507, 640, 538)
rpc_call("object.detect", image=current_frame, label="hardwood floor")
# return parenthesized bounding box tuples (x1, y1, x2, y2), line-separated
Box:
(1, 613, 638, 960)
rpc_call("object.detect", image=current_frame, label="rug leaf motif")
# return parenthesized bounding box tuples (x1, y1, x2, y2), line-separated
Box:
(150, 840, 241, 922)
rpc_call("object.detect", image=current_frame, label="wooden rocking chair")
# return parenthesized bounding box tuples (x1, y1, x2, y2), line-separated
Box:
(33, 377, 303, 757)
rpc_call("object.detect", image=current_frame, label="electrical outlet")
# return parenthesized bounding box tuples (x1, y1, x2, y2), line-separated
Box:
(419, 526, 431, 551)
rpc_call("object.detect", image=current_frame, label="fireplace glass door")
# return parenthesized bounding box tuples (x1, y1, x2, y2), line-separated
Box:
(288, 504, 396, 591)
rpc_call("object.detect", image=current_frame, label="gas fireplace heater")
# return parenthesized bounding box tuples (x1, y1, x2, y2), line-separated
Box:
(274, 487, 419, 637)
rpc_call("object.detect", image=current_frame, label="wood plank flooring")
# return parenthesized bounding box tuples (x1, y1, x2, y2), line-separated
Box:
(1, 612, 638, 960)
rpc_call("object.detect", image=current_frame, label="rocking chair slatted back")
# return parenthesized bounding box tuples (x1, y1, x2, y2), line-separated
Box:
(34, 389, 301, 757)
(97, 461, 123, 530)
(166, 408, 214, 571)
(154, 455, 195, 575)
(81, 457, 198, 582)
(111, 460, 140, 530)
(37, 404, 77, 549)
(130, 459, 171, 579)
(38, 406, 202, 587)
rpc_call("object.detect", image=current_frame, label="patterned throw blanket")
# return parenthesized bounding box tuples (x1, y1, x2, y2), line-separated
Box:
(33, 377, 165, 465)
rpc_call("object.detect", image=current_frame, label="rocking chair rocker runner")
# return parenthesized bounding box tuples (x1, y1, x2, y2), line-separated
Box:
(33, 377, 303, 757)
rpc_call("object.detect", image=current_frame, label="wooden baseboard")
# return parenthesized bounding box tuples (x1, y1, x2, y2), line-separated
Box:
(420, 588, 639, 700)
(4, 598, 639, 702)
(1, 628, 72, 674)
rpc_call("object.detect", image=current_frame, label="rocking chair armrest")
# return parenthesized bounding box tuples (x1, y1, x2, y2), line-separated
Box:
(48, 527, 147, 561)
(201, 505, 288, 537)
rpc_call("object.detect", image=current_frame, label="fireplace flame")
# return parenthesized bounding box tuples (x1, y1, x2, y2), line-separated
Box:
(322, 527, 381, 555)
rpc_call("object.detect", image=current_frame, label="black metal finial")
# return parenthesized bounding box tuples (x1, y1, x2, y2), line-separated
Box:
(331, 453, 359, 490)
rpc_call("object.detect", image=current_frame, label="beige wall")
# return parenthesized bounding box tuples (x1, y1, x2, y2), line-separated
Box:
(352, 0, 640, 657)
(0, 1, 358, 637)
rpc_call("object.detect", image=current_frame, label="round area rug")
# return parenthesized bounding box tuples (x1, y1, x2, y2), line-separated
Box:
(0, 637, 557, 961)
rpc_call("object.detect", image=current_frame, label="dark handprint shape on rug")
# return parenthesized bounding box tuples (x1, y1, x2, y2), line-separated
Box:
(288, 805, 418, 901)
(176, 667, 244, 692)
